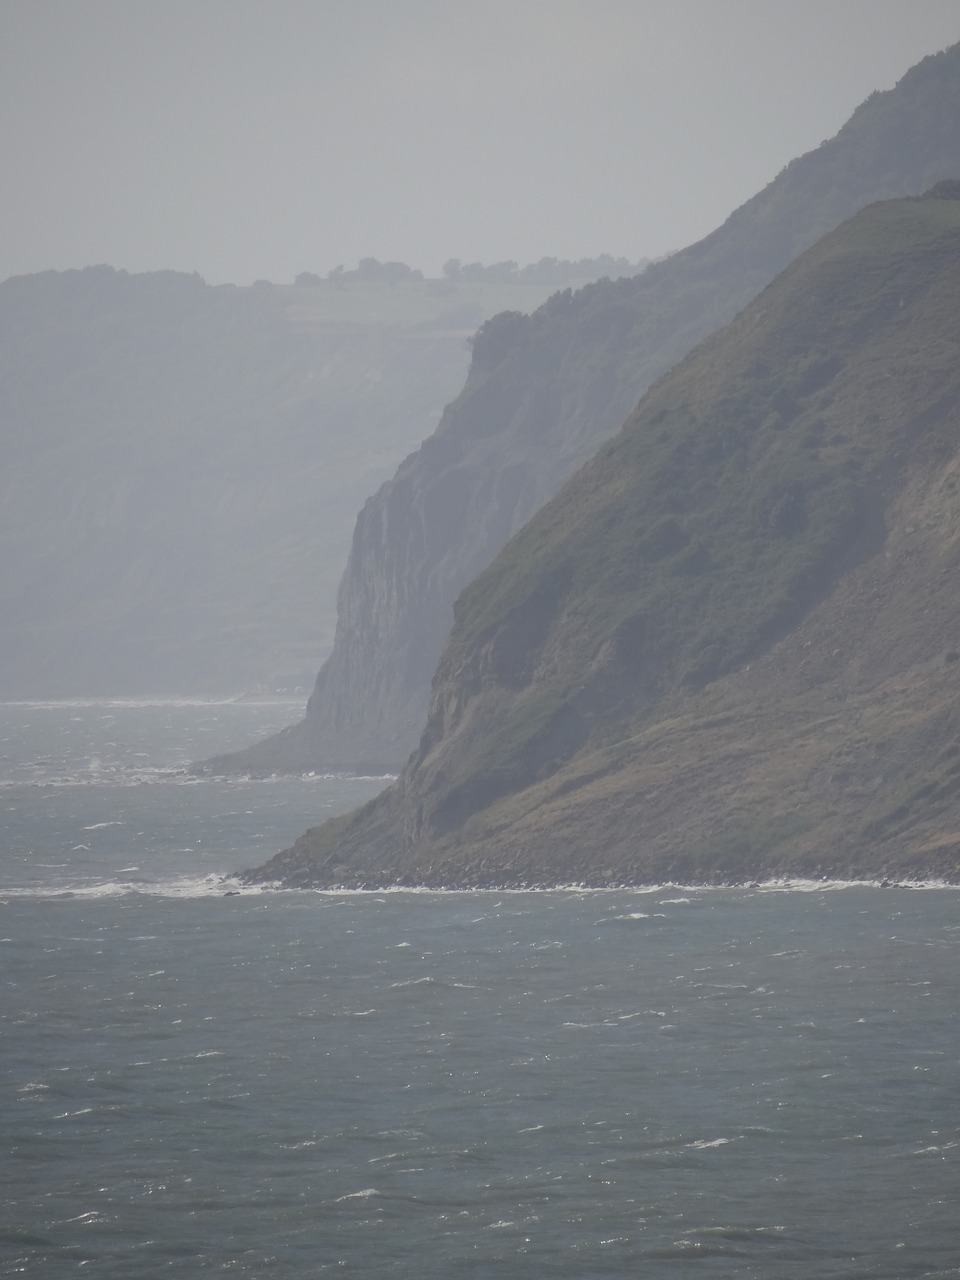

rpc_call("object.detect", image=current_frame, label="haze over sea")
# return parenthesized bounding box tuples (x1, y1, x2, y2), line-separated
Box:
(1, 701, 957, 1277)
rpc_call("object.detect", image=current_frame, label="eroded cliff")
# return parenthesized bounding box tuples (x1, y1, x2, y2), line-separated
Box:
(248, 192, 960, 886)
(206, 42, 960, 774)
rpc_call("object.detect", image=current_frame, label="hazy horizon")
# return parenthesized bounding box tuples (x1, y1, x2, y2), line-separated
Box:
(2, 0, 960, 286)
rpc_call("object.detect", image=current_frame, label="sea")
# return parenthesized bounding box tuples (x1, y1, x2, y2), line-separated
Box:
(1, 700, 957, 1278)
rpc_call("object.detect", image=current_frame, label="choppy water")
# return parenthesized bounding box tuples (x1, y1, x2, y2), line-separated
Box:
(1, 702, 958, 1277)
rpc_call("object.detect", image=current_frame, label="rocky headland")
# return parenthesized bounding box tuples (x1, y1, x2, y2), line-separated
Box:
(247, 190, 960, 887)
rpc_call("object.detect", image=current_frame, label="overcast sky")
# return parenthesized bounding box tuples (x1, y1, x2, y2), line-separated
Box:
(2, 0, 959, 285)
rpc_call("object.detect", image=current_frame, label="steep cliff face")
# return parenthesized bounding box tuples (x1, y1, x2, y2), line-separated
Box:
(208, 42, 960, 774)
(0, 266, 566, 697)
(248, 192, 960, 886)
(203, 294, 663, 771)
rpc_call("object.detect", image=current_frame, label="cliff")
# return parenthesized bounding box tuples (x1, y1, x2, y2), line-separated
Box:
(0, 267, 561, 696)
(248, 190, 960, 886)
(206, 41, 960, 773)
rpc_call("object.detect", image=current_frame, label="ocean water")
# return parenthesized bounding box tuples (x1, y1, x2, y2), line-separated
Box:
(1, 702, 958, 1278)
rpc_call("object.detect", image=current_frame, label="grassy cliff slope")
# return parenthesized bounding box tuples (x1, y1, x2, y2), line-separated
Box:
(249, 191, 960, 886)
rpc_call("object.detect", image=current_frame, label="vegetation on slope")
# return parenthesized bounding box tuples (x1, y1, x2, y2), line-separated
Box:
(248, 191, 960, 886)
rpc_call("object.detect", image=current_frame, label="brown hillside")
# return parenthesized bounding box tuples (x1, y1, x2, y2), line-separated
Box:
(249, 193, 960, 888)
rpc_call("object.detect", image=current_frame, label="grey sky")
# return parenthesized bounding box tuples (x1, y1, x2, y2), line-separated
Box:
(2, 0, 959, 285)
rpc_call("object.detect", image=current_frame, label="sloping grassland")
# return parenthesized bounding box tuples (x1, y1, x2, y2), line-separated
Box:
(250, 193, 960, 886)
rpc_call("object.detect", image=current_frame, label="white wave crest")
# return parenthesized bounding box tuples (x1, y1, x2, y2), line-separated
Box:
(0, 874, 275, 901)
